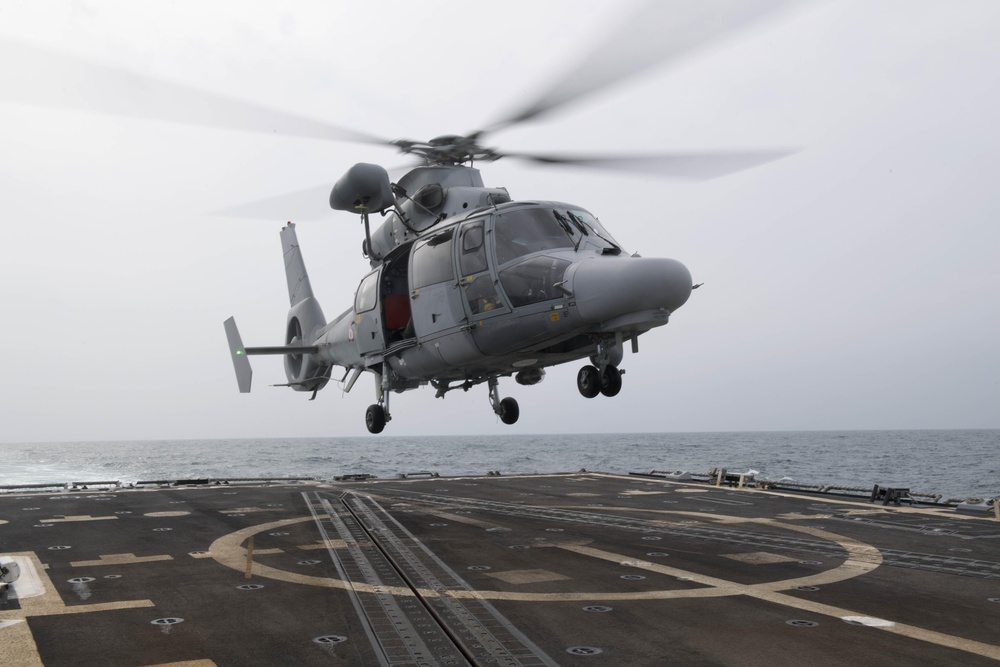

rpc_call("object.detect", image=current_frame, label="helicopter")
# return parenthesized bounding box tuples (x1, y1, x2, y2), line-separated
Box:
(224, 154, 696, 433)
(2, 1, 796, 434)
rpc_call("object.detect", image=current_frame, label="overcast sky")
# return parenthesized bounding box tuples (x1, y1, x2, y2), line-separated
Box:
(1, 0, 997, 442)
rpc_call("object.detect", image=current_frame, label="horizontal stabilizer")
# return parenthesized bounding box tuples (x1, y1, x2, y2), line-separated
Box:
(244, 345, 320, 356)
(223, 316, 252, 393)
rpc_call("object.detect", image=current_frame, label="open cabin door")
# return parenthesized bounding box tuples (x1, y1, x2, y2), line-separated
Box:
(353, 268, 384, 359)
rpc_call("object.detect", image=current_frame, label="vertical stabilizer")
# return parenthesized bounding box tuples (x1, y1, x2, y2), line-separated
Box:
(281, 222, 315, 307)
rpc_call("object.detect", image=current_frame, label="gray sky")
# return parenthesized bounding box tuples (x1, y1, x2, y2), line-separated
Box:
(1, 0, 997, 442)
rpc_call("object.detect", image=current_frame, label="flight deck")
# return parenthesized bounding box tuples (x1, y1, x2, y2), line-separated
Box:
(2, 473, 999, 666)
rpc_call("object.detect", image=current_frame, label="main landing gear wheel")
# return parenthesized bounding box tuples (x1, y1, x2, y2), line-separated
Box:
(365, 404, 386, 434)
(498, 397, 519, 425)
(577, 365, 601, 398)
(600, 366, 622, 397)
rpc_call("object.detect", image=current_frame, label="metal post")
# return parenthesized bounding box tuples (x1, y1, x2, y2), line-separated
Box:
(994, 499, 1000, 522)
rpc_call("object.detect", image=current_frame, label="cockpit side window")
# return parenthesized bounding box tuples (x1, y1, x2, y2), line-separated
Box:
(411, 229, 455, 289)
(459, 221, 487, 275)
(494, 208, 575, 266)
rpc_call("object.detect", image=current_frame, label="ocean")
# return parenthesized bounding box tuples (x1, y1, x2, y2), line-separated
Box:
(1, 430, 997, 501)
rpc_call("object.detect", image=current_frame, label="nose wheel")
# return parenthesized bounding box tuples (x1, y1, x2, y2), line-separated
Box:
(577, 364, 623, 398)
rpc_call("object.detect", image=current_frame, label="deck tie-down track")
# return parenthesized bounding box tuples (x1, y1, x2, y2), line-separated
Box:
(378, 489, 1000, 580)
(303, 491, 557, 667)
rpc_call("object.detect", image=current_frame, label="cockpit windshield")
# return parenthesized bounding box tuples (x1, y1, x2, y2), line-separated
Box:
(493, 208, 575, 266)
(567, 209, 622, 253)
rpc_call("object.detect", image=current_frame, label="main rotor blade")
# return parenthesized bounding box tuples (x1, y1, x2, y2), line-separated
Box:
(209, 184, 335, 221)
(481, 0, 796, 134)
(502, 149, 797, 181)
(0, 39, 390, 145)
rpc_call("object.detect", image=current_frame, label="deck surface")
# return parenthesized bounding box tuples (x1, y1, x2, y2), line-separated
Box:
(2, 473, 1000, 666)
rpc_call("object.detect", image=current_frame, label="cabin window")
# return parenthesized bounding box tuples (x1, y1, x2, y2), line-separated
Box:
(355, 270, 379, 313)
(460, 221, 488, 275)
(411, 229, 455, 288)
(499, 256, 570, 308)
(494, 208, 574, 266)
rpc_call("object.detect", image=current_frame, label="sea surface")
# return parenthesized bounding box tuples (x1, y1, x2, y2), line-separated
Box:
(1, 430, 997, 501)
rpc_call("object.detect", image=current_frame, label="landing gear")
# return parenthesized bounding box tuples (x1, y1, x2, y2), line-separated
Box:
(577, 364, 624, 398)
(578, 333, 625, 398)
(488, 377, 519, 425)
(600, 365, 622, 397)
(577, 365, 601, 398)
(365, 404, 386, 434)
(365, 370, 392, 434)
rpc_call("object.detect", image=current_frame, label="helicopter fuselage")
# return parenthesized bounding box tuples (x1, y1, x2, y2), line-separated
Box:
(315, 198, 691, 385)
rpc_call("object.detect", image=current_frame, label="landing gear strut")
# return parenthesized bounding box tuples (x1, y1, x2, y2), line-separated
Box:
(488, 377, 519, 425)
(365, 370, 392, 434)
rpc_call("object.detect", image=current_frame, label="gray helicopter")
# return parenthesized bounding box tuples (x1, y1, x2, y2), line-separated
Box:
(2, 1, 794, 433)
(224, 153, 696, 433)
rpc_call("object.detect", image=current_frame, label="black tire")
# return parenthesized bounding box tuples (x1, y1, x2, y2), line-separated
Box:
(600, 366, 623, 397)
(499, 397, 520, 425)
(365, 404, 386, 434)
(577, 365, 600, 398)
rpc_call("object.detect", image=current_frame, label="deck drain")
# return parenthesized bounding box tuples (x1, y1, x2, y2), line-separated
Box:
(641, 536, 661, 541)
(799, 560, 823, 565)
(298, 560, 321, 565)
(988, 598, 1000, 604)
(153, 527, 172, 532)
(237, 584, 264, 590)
(620, 574, 646, 581)
(189, 551, 209, 556)
(103, 575, 122, 579)
(114, 511, 132, 515)
(33, 524, 53, 528)
(508, 544, 529, 550)
(787, 620, 818, 627)
(67, 577, 95, 584)
(794, 586, 820, 592)
(545, 528, 564, 532)
(22, 507, 40, 511)
(485, 527, 510, 532)
(151, 617, 183, 625)
(429, 523, 448, 527)
(47, 546, 71, 550)
(646, 552, 669, 557)
(229, 513, 245, 517)
(582, 605, 613, 613)
(949, 548, 972, 552)
(467, 565, 491, 571)
(268, 532, 289, 536)
(313, 635, 347, 645)
(566, 646, 603, 656)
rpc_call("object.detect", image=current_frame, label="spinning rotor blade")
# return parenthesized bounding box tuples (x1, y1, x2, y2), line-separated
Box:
(501, 149, 797, 181)
(480, 0, 796, 134)
(0, 39, 390, 146)
(210, 184, 335, 221)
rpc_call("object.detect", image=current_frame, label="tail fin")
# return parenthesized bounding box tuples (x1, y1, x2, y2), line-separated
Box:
(279, 222, 331, 392)
(282, 222, 315, 307)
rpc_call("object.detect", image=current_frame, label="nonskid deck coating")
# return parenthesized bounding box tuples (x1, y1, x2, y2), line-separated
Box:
(1, 473, 999, 666)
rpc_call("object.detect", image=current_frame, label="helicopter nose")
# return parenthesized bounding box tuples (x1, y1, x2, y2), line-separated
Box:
(571, 256, 693, 323)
